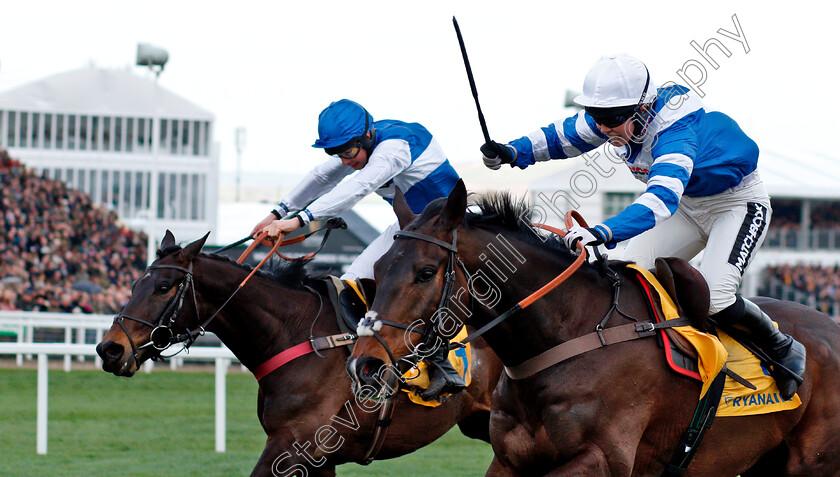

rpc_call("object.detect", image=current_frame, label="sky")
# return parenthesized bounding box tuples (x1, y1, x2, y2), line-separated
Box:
(0, 0, 837, 179)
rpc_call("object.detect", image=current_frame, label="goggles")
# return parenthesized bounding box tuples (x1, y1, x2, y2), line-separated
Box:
(585, 105, 638, 128)
(337, 144, 361, 160)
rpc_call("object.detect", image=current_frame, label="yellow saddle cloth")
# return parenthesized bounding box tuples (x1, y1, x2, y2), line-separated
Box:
(628, 265, 801, 417)
(401, 326, 472, 407)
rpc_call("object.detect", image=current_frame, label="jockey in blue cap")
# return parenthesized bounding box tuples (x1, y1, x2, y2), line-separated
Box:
(251, 99, 466, 399)
(479, 54, 805, 400)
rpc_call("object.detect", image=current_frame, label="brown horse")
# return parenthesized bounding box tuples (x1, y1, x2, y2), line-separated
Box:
(348, 180, 840, 476)
(96, 230, 502, 477)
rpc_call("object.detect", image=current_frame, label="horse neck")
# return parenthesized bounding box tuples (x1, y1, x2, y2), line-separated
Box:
(458, 226, 615, 366)
(191, 256, 336, 371)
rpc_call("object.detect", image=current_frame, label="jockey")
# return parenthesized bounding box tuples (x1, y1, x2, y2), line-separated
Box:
(479, 54, 806, 400)
(251, 99, 466, 400)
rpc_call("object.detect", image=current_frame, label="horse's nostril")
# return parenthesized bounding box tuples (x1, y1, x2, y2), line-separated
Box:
(100, 341, 124, 361)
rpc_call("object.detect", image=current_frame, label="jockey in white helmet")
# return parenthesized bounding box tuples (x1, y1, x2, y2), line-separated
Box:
(480, 54, 805, 400)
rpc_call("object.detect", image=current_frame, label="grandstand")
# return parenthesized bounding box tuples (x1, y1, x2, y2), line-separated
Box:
(0, 67, 219, 262)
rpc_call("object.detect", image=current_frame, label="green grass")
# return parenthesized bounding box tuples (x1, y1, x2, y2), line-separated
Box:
(0, 366, 493, 476)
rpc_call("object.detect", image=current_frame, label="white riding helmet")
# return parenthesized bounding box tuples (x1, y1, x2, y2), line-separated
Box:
(574, 54, 656, 108)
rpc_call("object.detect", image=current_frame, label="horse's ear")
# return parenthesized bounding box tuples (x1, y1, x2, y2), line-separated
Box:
(393, 186, 415, 229)
(182, 232, 210, 260)
(439, 179, 467, 230)
(160, 230, 176, 250)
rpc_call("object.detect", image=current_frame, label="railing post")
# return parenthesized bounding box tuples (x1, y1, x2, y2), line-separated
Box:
(37, 353, 48, 455)
(16, 324, 23, 366)
(64, 326, 72, 372)
(215, 358, 229, 452)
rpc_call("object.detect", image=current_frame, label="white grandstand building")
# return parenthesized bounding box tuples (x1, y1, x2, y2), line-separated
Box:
(0, 67, 219, 262)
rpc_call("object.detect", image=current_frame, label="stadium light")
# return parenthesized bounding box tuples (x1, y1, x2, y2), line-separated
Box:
(136, 43, 169, 78)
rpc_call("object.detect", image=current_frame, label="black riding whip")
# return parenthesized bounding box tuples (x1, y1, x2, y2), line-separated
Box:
(453, 16, 491, 144)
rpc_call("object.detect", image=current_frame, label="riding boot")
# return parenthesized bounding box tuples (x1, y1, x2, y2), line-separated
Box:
(711, 296, 806, 400)
(421, 342, 467, 400)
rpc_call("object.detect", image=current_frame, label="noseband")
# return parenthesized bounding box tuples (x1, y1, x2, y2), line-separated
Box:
(113, 262, 204, 362)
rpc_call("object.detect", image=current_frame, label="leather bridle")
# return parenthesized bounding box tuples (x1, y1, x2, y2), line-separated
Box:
(356, 228, 472, 370)
(112, 262, 212, 363)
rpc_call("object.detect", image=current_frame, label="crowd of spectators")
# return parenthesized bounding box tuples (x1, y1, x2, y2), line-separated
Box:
(0, 148, 147, 314)
(763, 263, 840, 317)
(767, 199, 840, 230)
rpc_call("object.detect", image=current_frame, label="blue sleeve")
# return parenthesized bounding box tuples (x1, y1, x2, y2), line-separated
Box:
(602, 125, 696, 244)
(508, 112, 608, 169)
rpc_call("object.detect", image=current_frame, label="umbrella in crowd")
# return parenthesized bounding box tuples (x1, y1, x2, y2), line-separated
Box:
(71, 280, 103, 295)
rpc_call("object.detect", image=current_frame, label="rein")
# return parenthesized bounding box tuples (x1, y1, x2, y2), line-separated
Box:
(112, 220, 347, 365)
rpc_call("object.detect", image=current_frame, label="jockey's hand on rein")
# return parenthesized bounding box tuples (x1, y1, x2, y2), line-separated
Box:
(562, 225, 606, 250)
(480, 141, 514, 170)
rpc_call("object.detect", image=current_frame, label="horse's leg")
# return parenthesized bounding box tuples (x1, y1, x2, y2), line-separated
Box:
(741, 442, 788, 477)
(542, 445, 613, 477)
(485, 456, 521, 477)
(250, 433, 337, 477)
(457, 409, 491, 442)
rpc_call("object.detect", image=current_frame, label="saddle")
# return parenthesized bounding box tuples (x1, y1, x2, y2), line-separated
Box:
(636, 259, 801, 415)
(651, 257, 707, 375)
(323, 276, 374, 334)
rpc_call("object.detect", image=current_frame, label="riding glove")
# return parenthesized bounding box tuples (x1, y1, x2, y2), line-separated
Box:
(480, 141, 514, 170)
(563, 225, 608, 250)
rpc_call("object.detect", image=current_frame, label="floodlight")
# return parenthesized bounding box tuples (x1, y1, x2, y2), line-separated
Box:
(136, 43, 169, 76)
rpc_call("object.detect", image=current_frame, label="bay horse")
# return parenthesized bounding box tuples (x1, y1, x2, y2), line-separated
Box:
(348, 180, 840, 476)
(95, 230, 502, 477)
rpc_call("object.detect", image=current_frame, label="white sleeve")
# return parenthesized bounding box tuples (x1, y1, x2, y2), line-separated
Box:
(280, 157, 353, 211)
(305, 139, 411, 220)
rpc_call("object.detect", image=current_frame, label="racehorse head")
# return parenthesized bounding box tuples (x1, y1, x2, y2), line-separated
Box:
(96, 230, 209, 376)
(347, 180, 470, 395)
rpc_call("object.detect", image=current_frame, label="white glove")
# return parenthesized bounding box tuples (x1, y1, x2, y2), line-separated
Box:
(482, 154, 503, 170)
(479, 141, 513, 171)
(562, 225, 605, 250)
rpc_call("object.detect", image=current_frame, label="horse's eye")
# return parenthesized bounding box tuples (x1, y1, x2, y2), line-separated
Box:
(157, 283, 171, 293)
(416, 266, 437, 283)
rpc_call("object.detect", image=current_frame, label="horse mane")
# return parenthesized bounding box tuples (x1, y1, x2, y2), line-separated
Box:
(157, 244, 323, 289)
(417, 191, 627, 279)
(469, 193, 574, 255)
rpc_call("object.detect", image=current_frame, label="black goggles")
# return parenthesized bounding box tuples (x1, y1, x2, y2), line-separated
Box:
(585, 106, 638, 128)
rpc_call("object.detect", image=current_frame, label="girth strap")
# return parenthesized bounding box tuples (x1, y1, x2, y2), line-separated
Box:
(504, 318, 692, 380)
(252, 333, 356, 381)
(663, 370, 728, 476)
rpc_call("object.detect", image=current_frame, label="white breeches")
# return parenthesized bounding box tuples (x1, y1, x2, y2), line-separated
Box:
(341, 222, 400, 282)
(622, 175, 771, 314)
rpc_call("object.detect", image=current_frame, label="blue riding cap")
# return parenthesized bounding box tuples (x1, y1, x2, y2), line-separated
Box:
(312, 99, 373, 149)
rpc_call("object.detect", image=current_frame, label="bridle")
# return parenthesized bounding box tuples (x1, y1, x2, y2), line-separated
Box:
(112, 262, 208, 363)
(357, 228, 472, 370)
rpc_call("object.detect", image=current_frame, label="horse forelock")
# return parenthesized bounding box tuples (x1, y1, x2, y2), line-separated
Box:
(156, 245, 183, 259)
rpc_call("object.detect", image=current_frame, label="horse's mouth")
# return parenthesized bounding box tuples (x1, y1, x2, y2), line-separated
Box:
(101, 355, 138, 377)
(347, 356, 401, 401)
